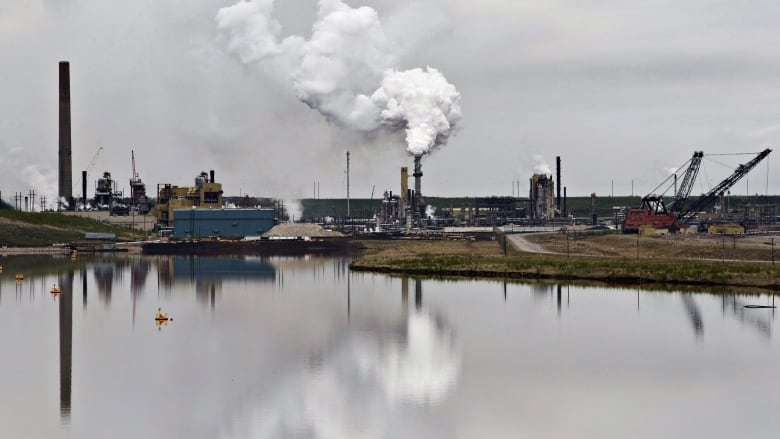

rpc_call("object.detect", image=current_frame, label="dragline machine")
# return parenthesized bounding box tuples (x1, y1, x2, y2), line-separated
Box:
(623, 148, 772, 233)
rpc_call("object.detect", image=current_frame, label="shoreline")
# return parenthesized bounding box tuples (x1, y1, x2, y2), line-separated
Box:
(349, 238, 780, 291)
(0, 247, 70, 255)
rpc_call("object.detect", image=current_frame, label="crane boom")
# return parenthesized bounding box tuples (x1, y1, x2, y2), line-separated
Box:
(86, 146, 103, 172)
(677, 148, 772, 223)
(667, 151, 703, 213)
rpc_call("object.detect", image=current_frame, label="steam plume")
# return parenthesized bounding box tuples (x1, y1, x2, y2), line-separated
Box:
(216, 0, 461, 156)
(533, 155, 552, 175)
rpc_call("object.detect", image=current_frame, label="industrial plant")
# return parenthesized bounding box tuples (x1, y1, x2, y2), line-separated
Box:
(3, 61, 779, 242)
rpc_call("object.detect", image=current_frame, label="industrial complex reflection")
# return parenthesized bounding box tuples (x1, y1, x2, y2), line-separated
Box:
(0, 254, 777, 428)
(521, 283, 776, 341)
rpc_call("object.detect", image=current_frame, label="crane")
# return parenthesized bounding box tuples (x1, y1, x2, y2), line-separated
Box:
(79, 146, 103, 206)
(677, 148, 772, 223)
(623, 148, 772, 232)
(667, 151, 703, 213)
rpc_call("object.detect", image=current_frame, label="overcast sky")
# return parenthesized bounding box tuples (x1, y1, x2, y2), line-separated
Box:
(1, 0, 779, 205)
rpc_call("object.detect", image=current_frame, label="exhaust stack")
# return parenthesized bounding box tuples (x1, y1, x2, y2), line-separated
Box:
(413, 154, 424, 219)
(59, 61, 73, 209)
(556, 156, 561, 214)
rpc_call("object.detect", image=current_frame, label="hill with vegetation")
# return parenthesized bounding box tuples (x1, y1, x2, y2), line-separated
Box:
(0, 210, 142, 247)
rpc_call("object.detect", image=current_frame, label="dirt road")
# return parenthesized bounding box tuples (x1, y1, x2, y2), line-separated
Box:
(506, 233, 552, 254)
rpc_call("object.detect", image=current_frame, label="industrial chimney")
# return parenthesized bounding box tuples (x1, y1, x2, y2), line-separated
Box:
(413, 154, 424, 220)
(59, 61, 73, 209)
(400, 167, 408, 213)
(81, 170, 87, 208)
(556, 156, 561, 214)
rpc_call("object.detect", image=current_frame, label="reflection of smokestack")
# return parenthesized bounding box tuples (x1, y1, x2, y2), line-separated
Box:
(415, 279, 422, 310)
(59, 62, 73, 207)
(82, 268, 87, 309)
(413, 155, 423, 218)
(59, 271, 74, 422)
(402, 276, 409, 309)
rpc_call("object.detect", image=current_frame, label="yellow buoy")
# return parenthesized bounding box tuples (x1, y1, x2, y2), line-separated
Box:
(50, 284, 62, 294)
(154, 308, 171, 321)
(15, 273, 23, 281)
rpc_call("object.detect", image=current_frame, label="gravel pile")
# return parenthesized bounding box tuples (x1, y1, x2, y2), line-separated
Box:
(262, 223, 344, 238)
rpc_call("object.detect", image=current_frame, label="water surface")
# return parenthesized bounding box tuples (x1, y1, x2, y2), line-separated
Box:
(0, 254, 778, 438)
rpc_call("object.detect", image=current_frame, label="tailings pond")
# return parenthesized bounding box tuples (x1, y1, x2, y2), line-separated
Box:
(1, 254, 779, 438)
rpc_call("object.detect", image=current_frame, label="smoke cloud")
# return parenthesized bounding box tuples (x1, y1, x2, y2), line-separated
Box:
(216, 0, 461, 156)
(533, 154, 552, 175)
(283, 198, 303, 222)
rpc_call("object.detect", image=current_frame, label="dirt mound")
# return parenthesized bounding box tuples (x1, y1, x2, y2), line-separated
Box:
(262, 223, 344, 238)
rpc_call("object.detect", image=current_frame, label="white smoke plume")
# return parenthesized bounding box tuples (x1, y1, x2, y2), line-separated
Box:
(532, 154, 552, 175)
(216, 0, 461, 156)
(372, 67, 461, 155)
(283, 199, 303, 222)
(425, 204, 436, 218)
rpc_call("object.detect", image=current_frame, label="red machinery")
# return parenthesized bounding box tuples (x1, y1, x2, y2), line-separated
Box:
(623, 148, 771, 233)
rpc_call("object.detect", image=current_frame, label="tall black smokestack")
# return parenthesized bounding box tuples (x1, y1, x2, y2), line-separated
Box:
(210, 170, 215, 183)
(59, 62, 73, 208)
(81, 171, 87, 207)
(413, 154, 423, 219)
(556, 156, 561, 213)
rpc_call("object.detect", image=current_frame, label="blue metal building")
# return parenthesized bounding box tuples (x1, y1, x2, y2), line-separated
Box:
(172, 208, 275, 239)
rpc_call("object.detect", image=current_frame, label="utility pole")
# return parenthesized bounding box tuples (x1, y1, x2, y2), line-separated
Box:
(28, 189, 36, 213)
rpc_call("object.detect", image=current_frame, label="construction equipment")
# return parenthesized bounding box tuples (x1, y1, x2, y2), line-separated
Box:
(624, 148, 772, 233)
(677, 148, 772, 224)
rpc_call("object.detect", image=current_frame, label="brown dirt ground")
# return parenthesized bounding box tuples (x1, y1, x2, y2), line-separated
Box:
(525, 232, 778, 262)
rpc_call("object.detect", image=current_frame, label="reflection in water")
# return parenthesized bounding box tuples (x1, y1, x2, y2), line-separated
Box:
(223, 277, 460, 439)
(415, 279, 422, 310)
(722, 295, 773, 339)
(4, 255, 780, 438)
(148, 256, 278, 309)
(170, 257, 276, 282)
(82, 269, 87, 309)
(681, 294, 704, 340)
(93, 262, 115, 305)
(58, 270, 74, 423)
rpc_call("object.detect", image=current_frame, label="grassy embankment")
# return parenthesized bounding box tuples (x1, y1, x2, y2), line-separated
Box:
(351, 233, 780, 290)
(0, 210, 142, 247)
